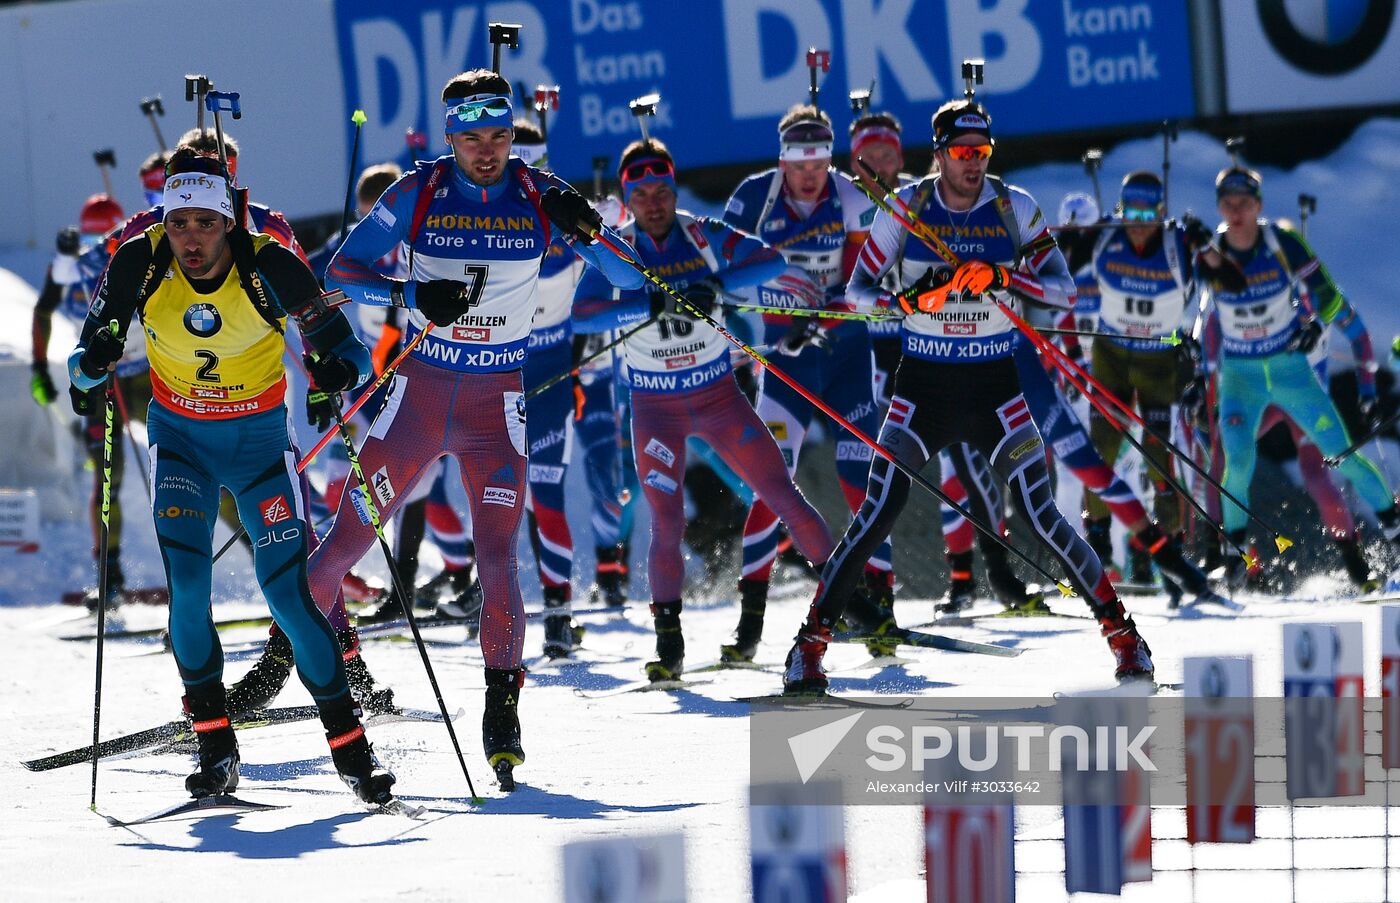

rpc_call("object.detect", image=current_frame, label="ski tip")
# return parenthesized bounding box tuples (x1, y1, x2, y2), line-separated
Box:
(1274, 535, 1294, 554)
(1054, 581, 1074, 597)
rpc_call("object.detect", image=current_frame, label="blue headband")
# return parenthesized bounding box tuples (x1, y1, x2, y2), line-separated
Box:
(1120, 181, 1163, 210)
(444, 93, 514, 134)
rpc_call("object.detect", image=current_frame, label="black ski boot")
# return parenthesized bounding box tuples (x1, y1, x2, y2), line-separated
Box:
(1140, 526, 1217, 606)
(184, 683, 240, 798)
(936, 551, 976, 616)
(226, 629, 294, 715)
(720, 579, 767, 663)
(861, 569, 898, 657)
(542, 586, 575, 659)
(645, 601, 685, 682)
(84, 556, 125, 613)
(1336, 534, 1380, 592)
(321, 692, 395, 806)
(1128, 541, 1154, 585)
(985, 547, 1046, 613)
(339, 626, 395, 712)
(483, 667, 525, 791)
(593, 543, 629, 608)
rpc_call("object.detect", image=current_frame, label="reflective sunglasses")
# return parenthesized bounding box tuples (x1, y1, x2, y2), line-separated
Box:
(620, 157, 675, 186)
(945, 143, 993, 161)
(1121, 206, 1158, 223)
(447, 97, 513, 123)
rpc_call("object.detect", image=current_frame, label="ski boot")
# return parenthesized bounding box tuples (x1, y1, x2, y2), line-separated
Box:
(1095, 604, 1154, 682)
(84, 556, 125, 613)
(782, 606, 833, 696)
(1128, 543, 1154, 586)
(226, 629, 294, 715)
(592, 544, 629, 608)
(645, 601, 685, 682)
(339, 571, 381, 605)
(184, 683, 240, 798)
(936, 551, 976, 616)
(340, 626, 395, 713)
(1220, 529, 1265, 590)
(859, 570, 899, 657)
(1141, 527, 1221, 608)
(1085, 518, 1121, 582)
(720, 578, 767, 663)
(1336, 534, 1381, 593)
(542, 586, 575, 659)
(1379, 506, 1400, 544)
(321, 692, 395, 806)
(483, 667, 525, 791)
(985, 548, 1047, 614)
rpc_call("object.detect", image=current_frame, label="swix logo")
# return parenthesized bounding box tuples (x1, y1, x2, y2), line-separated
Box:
(260, 495, 292, 526)
(943, 322, 975, 335)
(665, 354, 696, 370)
(454, 325, 490, 342)
(191, 386, 229, 398)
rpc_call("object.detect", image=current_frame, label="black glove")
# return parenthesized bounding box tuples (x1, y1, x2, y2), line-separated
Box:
(69, 383, 100, 417)
(55, 226, 80, 256)
(413, 279, 470, 327)
(649, 278, 719, 320)
(1181, 214, 1213, 252)
(776, 318, 829, 356)
(540, 186, 603, 243)
(306, 386, 336, 431)
(30, 364, 57, 406)
(303, 352, 359, 394)
(1287, 318, 1324, 355)
(77, 328, 125, 380)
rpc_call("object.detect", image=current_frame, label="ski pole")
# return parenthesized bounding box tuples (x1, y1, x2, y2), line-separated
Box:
(317, 367, 480, 801)
(1325, 409, 1400, 467)
(582, 226, 1075, 597)
(139, 96, 167, 152)
(1298, 193, 1317, 241)
(856, 159, 1295, 558)
(806, 48, 830, 108)
(93, 150, 116, 199)
(721, 303, 898, 322)
(89, 321, 119, 810)
(1161, 120, 1178, 217)
(210, 323, 436, 566)
(1082, 148, 1104, 212)
(525, 314, 657, 401)
(489, 22, 520, 75)
(338, 110, 368, 249)
(1034, 326, 1254, 565)
(204, 90, 241, 180)
(184, 74, 211, 136)
(110, 378, 153, 506)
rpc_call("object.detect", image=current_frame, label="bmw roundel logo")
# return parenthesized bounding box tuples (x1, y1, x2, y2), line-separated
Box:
(1257, 0, 1395, 75)
(184, 303, 222, 337)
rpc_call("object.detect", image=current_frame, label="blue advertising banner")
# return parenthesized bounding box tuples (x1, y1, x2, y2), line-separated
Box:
(334, 0, 1195, 184)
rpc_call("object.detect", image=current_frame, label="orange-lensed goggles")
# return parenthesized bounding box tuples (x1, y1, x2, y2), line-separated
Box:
(945, 144, 993, 161)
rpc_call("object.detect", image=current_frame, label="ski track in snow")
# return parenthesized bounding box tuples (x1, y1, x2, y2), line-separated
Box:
(5, 122, 1400, 899)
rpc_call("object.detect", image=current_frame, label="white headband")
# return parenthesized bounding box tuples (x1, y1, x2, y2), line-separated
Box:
(778, 142, 833, 162)
(163, 172, 234, 220)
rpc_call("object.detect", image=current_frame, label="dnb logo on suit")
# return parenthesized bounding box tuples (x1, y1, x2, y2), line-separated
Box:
(183, 303, 222, 337)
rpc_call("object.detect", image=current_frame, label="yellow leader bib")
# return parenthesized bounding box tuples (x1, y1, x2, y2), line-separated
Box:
(141, 227, 288, 419)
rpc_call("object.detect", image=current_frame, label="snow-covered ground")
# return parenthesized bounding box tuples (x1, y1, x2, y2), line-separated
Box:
(5, 588, 1400, 902)
(4, 121, 1400, 901)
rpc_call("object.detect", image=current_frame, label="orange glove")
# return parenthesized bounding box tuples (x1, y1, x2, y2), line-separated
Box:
(893, 266, 955, 314)
(949, 260, 1012, 296)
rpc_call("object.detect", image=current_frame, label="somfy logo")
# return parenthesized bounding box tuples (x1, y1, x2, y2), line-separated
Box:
(1257, 0, 1395, 74)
